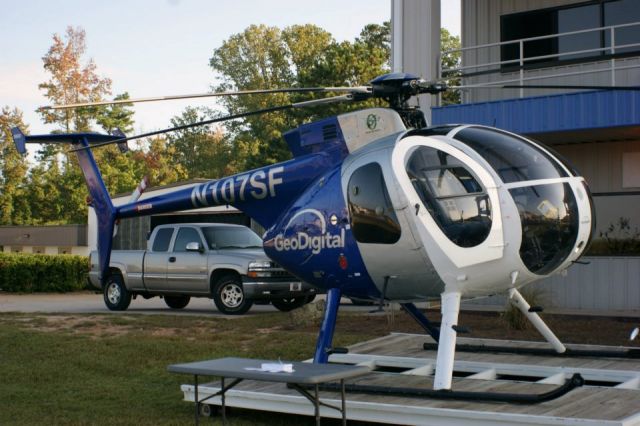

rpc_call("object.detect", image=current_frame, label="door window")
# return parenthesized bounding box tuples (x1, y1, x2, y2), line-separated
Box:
(348, 162, 401, 244)
(407, 146, 492, 247)
(173, 227, 203, 252)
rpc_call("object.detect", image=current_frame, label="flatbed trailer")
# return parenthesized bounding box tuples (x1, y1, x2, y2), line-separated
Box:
(176, 333, 640, 425)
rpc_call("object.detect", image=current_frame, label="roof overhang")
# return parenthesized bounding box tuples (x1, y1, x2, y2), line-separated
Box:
(432, 90, 640, 144)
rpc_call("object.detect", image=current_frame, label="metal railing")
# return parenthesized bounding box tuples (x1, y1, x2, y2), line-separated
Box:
(440, 21, 640, 100)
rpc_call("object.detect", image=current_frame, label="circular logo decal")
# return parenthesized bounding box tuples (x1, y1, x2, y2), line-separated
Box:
(366, 114, 378, 130)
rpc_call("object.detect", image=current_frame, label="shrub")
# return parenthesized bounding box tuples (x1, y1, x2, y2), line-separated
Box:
(0, 253, 89, 293)
(501, 286, 548, 331)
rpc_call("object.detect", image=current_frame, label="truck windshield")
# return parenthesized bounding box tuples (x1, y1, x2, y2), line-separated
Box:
(202, 227, 263, 249)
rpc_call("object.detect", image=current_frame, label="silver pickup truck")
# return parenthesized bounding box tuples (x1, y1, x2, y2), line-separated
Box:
(88, 223, 317, 314)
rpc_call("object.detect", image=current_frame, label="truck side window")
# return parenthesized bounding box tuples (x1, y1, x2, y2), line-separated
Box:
(173, 227, 203, 252)
(152, 228, 174, 252)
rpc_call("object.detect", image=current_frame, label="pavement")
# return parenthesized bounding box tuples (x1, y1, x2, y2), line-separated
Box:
(0, 291, 373, 317)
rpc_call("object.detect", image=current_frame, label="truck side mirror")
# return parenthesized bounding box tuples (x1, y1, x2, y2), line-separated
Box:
(185, 242, 204, 253)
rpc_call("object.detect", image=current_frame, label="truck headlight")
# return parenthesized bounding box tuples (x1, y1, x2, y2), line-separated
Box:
(248, 261, 272, 270)
(248, 261, 273, 277)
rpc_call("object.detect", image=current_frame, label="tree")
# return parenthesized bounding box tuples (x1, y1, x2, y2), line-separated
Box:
(31, 26, 140, 224)
(167, 107, 234, 179)
(135, 136, 188, 186)
(0, 107, 29, 225)
(440, 28, 461, 106)
(24, 160, 65, 225)
(38, 26, 112, 133)
(209, 23, 391, 169)
(95, 92, 135, 135)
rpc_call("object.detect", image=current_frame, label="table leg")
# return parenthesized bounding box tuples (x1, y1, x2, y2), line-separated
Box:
(315, 384, 320, 426)
(194, 375, 199, 426)
(221, 377, 226, 426)
(341, 379, 346, 426)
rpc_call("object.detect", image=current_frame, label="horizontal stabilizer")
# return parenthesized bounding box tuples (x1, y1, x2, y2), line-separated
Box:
(10, 128, 125, 149)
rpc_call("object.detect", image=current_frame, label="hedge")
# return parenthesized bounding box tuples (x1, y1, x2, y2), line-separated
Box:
(0, 253, 89, 293)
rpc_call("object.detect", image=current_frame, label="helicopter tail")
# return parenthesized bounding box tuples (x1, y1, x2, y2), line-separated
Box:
(10, 127, 124, 285)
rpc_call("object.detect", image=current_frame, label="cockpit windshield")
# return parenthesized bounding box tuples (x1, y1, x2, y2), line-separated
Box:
(451, 126, 581, 275)
(453, 126, 569, 183)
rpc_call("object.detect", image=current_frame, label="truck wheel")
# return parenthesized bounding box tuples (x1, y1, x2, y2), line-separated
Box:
(212, 275, 253, 315)
(164, 295, 190, 309)
(271, 296, 308, 312)
(103, 273, 131, 311)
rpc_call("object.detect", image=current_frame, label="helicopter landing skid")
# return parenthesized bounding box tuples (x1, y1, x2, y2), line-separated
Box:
(422, 342, 640, 359)
(296, 372, 584, 403)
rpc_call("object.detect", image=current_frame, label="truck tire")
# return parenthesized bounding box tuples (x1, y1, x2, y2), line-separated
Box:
(103, 273, 131, 311)
(271, 296, 308, 312)
(164, 295, 190, 309)
(212, 274, 253, 315)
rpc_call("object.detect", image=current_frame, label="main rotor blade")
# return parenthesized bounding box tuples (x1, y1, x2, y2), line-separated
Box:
(452, 84, 640, 91)
(69, 94, 359, 152)
(44, 87, 371, 110)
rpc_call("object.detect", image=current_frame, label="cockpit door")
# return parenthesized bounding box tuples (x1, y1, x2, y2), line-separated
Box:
(391, 135, 505, 270)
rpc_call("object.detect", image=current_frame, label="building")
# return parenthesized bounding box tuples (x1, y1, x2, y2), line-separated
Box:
(0, 224, 88, 255)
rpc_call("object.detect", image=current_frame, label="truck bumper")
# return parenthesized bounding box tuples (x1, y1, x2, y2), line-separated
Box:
(242, 278, 319, 300)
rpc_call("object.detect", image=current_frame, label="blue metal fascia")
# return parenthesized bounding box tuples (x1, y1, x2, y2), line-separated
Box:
(432, 90, 640, 134)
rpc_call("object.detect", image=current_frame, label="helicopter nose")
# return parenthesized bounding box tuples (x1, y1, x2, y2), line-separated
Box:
(509, 182, 585, 275)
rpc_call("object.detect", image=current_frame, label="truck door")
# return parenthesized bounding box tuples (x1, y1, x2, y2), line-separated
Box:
(166, 226, 209, 293)
(143, 227, 175, 291)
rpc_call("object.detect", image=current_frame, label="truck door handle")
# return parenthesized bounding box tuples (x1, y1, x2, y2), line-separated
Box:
(169, 256, 176, 263)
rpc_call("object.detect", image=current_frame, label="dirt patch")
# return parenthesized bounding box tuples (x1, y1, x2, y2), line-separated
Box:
(255, 327, 280, 335)
(5, 314, 185, 339)
(330, 309, 640, 347)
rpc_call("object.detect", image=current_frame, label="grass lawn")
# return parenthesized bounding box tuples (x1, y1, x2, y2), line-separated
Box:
(0, 312, 376, 425)
(1, 308, 637, 425)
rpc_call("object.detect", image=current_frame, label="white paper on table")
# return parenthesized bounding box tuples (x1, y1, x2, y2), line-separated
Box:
(245, 363, 294, 373)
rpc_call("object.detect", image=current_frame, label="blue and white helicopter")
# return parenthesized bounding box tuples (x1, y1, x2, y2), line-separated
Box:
(12, 73, 596, 393)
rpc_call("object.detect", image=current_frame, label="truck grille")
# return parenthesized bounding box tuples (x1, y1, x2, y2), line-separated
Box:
(271, 270, 295, 278)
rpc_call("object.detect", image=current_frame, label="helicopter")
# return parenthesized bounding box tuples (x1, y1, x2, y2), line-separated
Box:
(11, 72, 600, 394)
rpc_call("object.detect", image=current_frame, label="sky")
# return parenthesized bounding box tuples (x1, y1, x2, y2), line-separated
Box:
(0, 0, 460, 136)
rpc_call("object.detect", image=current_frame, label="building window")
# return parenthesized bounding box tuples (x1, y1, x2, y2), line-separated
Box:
(501, 0, 640, 68)
(348, 163, 401, 244)
(11, 246, 22, 253)
(622, 152, 640, 188)
(33, 247, 45, 254)
(58, 247, 72, 255)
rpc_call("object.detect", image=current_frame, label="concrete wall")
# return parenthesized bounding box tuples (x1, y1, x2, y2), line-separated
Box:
(391, 0, 440, 122)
